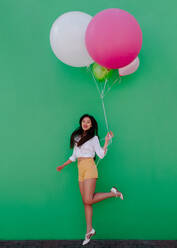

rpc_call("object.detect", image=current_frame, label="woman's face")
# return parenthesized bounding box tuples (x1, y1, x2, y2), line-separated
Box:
(81, 117, 92, 132)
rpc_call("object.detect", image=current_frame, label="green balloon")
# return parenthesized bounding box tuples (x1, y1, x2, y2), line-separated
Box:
(92, 63, 113, 81)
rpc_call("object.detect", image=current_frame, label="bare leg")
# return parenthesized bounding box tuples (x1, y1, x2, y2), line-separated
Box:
(79, 181, 93, 233)
(84, 204, 93, 233)
(83, 178, 119, 205)
(83, 178, 119, 233)
(79, 179, 121, 234)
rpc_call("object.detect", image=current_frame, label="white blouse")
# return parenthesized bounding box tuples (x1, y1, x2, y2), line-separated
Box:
(69, 135, 107, 162)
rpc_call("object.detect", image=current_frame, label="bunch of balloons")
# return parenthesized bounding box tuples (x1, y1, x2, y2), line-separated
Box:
(50, 8, 142, 78)
(50, 8, 142, 165)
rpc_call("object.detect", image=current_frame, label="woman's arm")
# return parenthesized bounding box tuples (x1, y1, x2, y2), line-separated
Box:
(56, 159, 73, 172)
(93, 136, 107, 159)
(93, 131, 113, 159)
(104, 131, 114, 153)
(103, 139, 109, 154)
(63, 159, 73, 167)
(68, 145, 77, 162)
(56, 145, 76, 172)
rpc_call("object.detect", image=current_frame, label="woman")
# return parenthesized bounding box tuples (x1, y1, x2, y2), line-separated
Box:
(57, 114, 123, 245)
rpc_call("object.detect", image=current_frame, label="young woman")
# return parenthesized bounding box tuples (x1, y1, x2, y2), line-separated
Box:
(57, 114, 123, 246)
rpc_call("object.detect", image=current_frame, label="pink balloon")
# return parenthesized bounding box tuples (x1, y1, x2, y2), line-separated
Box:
(85, 8, 142, 69)
(119, 57, 140, 76)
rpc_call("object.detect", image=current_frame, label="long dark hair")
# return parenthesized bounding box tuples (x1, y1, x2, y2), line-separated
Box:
(70, 114, 99, 152)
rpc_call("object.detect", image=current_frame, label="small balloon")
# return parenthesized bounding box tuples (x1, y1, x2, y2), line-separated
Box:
(92, 63, 113, 81)
(118, 57, 140, 76)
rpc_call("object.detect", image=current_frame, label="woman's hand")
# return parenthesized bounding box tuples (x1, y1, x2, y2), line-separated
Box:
(105, 131, 114, 142)
(56, 164, 65, 172)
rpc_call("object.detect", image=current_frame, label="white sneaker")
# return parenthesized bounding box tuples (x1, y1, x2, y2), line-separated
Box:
(82, 228, 96, 246)
(111, 186, 124, 200)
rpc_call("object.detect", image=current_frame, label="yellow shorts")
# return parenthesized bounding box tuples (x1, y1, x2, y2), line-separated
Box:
(77, 157, 98, 182)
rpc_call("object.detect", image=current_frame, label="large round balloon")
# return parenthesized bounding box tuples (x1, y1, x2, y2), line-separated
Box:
(50, 11, 93, 67)
(85, 8, 142, 69)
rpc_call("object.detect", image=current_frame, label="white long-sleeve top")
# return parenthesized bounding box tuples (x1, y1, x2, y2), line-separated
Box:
(69, 135, 107, 162)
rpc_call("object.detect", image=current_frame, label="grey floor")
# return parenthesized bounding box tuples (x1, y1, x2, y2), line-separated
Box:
(0, 240, 177, 248)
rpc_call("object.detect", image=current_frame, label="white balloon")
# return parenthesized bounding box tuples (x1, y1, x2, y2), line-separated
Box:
(50, 11, 93, 67)
(119, 57, 140, 76)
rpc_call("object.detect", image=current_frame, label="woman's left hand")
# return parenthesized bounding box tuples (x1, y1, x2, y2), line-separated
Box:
(105, 131, 114, 142)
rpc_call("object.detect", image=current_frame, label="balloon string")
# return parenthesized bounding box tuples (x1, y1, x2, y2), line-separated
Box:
(87, 66, 110, 134)
(101, 94, 112, 145)
(96, 95, 112, 166)
(101, 78, 108, 97)
(103, 75, 122, 98)
(87, 65, 102, 96)
(87, 65, 113, 166)
(100, 95, 109, 134)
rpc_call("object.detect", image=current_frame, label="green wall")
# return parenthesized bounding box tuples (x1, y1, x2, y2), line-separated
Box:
(0, 0, 177, 240)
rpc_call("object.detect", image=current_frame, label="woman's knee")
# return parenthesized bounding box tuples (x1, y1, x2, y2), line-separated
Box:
(83, 197, 93, 205)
